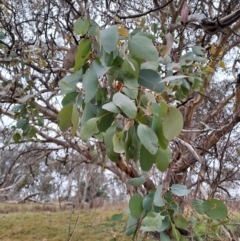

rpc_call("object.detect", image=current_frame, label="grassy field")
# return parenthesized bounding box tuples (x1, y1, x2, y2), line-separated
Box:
(0, 203, 151, 241)
(1, 202, 240, 241)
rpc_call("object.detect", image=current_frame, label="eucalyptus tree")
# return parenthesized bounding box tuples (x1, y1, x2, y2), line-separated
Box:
(1, 0, 240, 239)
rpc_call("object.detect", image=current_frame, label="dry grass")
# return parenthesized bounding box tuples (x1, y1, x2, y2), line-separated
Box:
(0, 202, 153, 241)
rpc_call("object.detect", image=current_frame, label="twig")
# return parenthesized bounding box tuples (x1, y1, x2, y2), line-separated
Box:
(116, 0, 174, 19)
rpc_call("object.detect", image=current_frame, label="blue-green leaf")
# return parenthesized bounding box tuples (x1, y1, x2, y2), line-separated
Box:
(171, 184, 190, 197)
(74, 17, 89, 35)
(112, 92, 137, 118)
(100, 25, 118, 53)
(82, 67, 98, 103)
(138, 69, 164, 93)
(129, 36, 158, 61)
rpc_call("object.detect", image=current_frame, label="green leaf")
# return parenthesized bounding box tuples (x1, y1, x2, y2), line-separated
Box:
(82, 67, 98, 103)
(138, 69, 164, 93)
(110, 213, 123, 221)
(74, 17, 90, 35)
(128, 176, 146, 187)
(37, 117, 44, 126)
(112, 92, 137, 118)
(88, 19, 99, 36)
(153, 184, 165, 207)
(161, 75, 188, 83)
(202, 199, 228, 220)
(137, 124, 158, 155)
(127, 127, 141, 162)
(0, 31, 6, 40)
(180, 52, 194, 66)
(112, 131, 125, 153)
(101, 50, 115, 66)
(58, 105, 73, 132)
(100, 25, 118, 53)
(71, 103, 79, 137)
(16, 119, 29, 131)
(104, 125, 120, 162)
(160, 232, 170, 241)
(80, 117, 100, 141)
(74, 38, 91, 72)
(27, 126, 37, 139)
(140, 137, 171, 172)
(140, 146, 155, 171)
(162, 107, 183, 140)
(122, 58, 139, 79)
(141, 59, 159, 70)
(125, 216, 137, 236)
(173, 213, 188, 229)
(192, 199, 205, 215)
(141, 212, 164, 232)
(59, 70, 82, 94)
(128, 36, 158, 61)
(102, 102, 120, 113)
(142, 193, 154, 212)
(151, 103, 169, 149)
(164, 192, 179, 211)
(192, 46, 206, 56)
(170, 184, 190, 197)
(13, 133, 21, 143)
(81, 102, 95, 126)
(119, 72, 138, 99)
(172, 223, 181, 241)
(155, 147, 171, 172)
(97, 110, 115, 132)
(61, 92, 79, 107)
(92, 59, 110, 77)
(26, 126, 37, 138)
(158, 216, 171, 232)
(192, 77, 203, 92)
(129, 194, 143, 219)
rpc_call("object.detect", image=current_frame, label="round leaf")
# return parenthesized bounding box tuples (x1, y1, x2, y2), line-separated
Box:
(110, 213, 123, 221)
(142, 193, 154, 212)
(112, 92, 137, 118)
(138, 69, 164, 93)
(140, 146, 155, 171)
(162, 107, 183, 140)
(202, 199, 228, 220)
(192, 46, 206, 56)
(137, 124, 158, 155)
(58, 105, 73, 132)
(100, 25, 118, 53)
(155, 147, 171, 172)
(128, 35, 158, 61)
(74, 17, 90, 35)
(102, 102, 120, 113)
(173, 213, 188, 229)
(128, 176, 146, 187)
(192, 199, 205, 215)
(80, 117, 100, 141)
(170, 184, 190, 197)
(13, 133, 21, 143)
(113, 132, 125, 153)
(141, 212, 164, 232)
(129, 194, 143, 219)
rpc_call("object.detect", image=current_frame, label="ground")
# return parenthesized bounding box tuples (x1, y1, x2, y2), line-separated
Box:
(0, 202, 149, 241)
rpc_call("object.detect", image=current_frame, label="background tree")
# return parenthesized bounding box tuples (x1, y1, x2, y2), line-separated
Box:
(1, 0, 240, 239)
